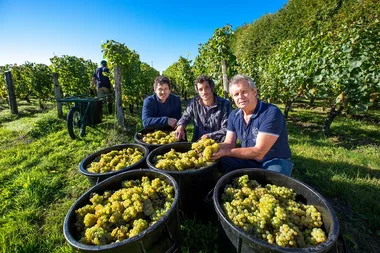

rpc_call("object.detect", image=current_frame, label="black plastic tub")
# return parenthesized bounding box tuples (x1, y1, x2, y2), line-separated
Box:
(79, 143, 148, 186)
(134, 125, 182, 151)
(214, 168, 340, 253)
(64, 169, 181, 253)
(80, 100, 103, 125)
(147, 142, 218, 221)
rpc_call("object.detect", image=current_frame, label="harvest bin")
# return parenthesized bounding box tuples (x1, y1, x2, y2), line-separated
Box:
(79, 143, 148, 186)
(63, 169, 181, 253)
(147, 142, 219, 221)
(80, 100, 103, 125)
(213, 168, 340, 253)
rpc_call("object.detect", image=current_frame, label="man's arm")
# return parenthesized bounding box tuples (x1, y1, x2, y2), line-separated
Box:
(213, 132, 278, 160)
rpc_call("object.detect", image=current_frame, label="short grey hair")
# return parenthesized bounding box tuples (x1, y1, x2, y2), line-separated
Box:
(229, 75, 256, 93)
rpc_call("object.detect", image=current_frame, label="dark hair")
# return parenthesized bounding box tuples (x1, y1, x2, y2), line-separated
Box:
(153, 75, 171, 90)
(194, 75, 215, 92)
(100, 60, 107, 66)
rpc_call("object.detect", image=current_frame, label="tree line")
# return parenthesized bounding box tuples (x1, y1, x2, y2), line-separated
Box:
(1, 0, 379, 133)
(164, 0, 379, 134)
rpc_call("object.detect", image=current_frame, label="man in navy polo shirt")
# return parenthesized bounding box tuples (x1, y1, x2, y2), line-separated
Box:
(142, 75, 181, 128)
(91, 60, 113, 113)
(212, 74, 293, 176)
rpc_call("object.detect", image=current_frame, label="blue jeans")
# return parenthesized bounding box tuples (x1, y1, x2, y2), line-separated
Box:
(219, 157, 293, 176)
(262, 158, 293, 176)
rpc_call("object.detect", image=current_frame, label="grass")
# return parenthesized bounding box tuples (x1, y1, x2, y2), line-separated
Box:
(0, 98, 379, 253)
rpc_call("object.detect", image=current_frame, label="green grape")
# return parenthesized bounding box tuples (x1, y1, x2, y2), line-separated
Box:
(141, 130, 176, 145)
(154, 137, 219, 171)
(74, 176, 174, 245)
(221, 175, 328, 248)
(87, 148, 144, 173)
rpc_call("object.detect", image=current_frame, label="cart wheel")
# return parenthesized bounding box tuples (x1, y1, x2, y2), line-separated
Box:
(67, 106, 82, 139)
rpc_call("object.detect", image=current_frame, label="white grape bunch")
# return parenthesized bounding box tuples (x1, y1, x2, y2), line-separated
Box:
(221, 175, 327, 248)
(75, 176, 174, 245)
(88, 148, 144, 173)
(155, 137, 220, 171)
(139, 130, 176, 145)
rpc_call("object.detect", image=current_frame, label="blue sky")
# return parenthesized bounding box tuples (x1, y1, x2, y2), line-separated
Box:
(0, 0, 288, 73)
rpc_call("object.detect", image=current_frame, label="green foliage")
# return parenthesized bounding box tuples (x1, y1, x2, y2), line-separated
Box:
(101, 40, 158, 110)
(231, 0, 366, 61)
(259, 37, 323, 116)
(314, 18, 380, 114)
(28, 63, 53, 102)
(139, 62, 159, 98)
(0, 63, 53, 105)
(163, 56, 194, 99)
(193, 25, 237, 97)
(0, 65, 10, 100)
(234, 8, 379, 128)
(50, 55, 96, 96)
(232, 14, 279, 60)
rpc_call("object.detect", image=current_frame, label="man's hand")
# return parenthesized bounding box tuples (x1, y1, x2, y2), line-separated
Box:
(174, 125, 185, 140)
(200, 134, 209, 139)
(168, 118, 178, 128)
(211, 148, 226, 160)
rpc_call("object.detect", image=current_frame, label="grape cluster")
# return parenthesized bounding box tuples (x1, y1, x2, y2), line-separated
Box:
(154, 138, 219, 171)
(221, 175, 327, 248)
(139, 130, 176, 145)
(87, 148, 144, 173)
(74, 176, 174, 245)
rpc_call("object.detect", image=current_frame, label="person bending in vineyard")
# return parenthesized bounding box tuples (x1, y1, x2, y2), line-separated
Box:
(174, 75, 232, 142)
(142, 75, 181, 128)
(211, 75, 293, 176)
(91, 60, 113, 113)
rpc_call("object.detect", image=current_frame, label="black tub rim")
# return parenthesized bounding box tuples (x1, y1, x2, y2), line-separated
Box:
(213, 168, 340, 253)
(146, 142, 219, 175)
(79, 143, 149, 177)
(134, 125, 177, 149)
(63, 168, 179, 252)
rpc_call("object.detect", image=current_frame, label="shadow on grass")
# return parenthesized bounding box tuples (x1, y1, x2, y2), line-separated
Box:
(292, 155, 380, 253)
(287, 112, 380, 149)
(0, 103, 55, 125)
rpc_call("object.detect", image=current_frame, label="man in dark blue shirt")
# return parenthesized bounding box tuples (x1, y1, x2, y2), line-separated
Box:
(92, 60, 111, 91)
(91, 60, 113, 113)
(212, 75, 293, 176)
(142, 76, 181, 128)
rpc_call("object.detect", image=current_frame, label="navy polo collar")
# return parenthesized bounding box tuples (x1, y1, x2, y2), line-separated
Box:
(235, 100, 262, 119)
